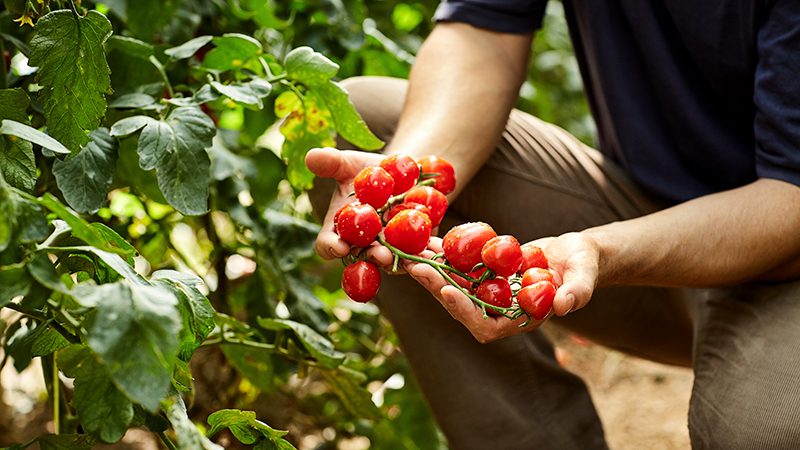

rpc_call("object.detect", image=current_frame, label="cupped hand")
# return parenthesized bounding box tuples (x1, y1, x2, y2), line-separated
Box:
(404, 232, 601, 343)
(305, 147, 395, 267)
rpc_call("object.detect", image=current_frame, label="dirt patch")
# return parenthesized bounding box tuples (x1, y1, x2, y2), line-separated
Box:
(545, 326, 693, 450)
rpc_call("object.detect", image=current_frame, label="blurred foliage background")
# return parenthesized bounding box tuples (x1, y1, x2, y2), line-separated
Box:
(0, 0, 591, 448)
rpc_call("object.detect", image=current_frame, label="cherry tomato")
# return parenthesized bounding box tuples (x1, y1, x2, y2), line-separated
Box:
(442, 222, 497, 273)
(475, 278, 512, 317)
(480, 235, 523, 277)
(521, 267, 556, 287)
(404, 186, 448, 227)
(380, 154, 420, 195)
(384, 209, 432, 254)
(342, 261, 381, 303)
(520, 243, 549, 272)
(517, 280, 556, 320)
(383, 201, 431, 222)
(354, 166, 395, 209)
(335, 202, 382, 248)
(418, 155, 456, 195)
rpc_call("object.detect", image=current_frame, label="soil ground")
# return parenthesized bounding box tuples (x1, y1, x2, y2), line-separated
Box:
(545, 325, 693, 450)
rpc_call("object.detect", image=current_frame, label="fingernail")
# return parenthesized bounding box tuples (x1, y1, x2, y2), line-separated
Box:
(563, 293, 576, 315)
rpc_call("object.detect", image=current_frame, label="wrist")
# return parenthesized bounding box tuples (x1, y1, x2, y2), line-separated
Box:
(581, 224, 623, 287)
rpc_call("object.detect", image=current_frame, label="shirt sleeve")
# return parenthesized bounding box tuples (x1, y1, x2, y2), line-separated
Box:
(433, 0, 548, 34)
(753, 0, 800, 187)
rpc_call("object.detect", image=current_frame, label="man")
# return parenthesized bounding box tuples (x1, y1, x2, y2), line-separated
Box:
(306, 1, 800, 448)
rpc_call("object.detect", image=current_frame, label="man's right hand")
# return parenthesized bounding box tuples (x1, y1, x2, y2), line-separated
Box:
(305, 147, 395, 267)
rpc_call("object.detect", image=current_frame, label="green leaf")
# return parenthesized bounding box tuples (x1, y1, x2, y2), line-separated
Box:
(207, 409, 292, 447)
(319, 367, 382, 420)
(152, 276, 214, 361)
(125, 0, 181, 41)
(53, 128, 118, 213)
(279, 95, 336, 190)
(202, 33, 262, 72)
(0, 89, 35, 192)
(165, 35, 213, 59)
(58, 345, 133, 443)
(222, 344, 274, 392)
(15, 196, 49, 244)
(0, 119, 70, 154)
(0, 174, 16, 253)
(164, 396, 224, 450)
(209, 78, 272, 109)
(29, 325, 70, 357)
(257, 318, 345, 368)
(108, 93, 161, 111)
(314, 81, 384, 150)
(39, 194, 134, 257)
(36, 434, 95, 450)
(81, 282, 181, 412)
(130, 106, 215, 215)
(263, 210, 319, 270)
(0, 263, 32, 307)
(29, 10, 112, 152)
(284, 46, 339, 86)
(105, 35, 154, 60)
(110, 115, 154, 137)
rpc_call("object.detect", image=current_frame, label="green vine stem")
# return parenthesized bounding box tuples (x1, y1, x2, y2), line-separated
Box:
(376, 235, 519, 319)
(158, 432, 179, 450)
(52, 356, 60, 434)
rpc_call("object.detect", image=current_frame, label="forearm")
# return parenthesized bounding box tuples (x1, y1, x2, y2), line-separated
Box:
(586, 178, 800, 287)
(386, 23, 532, 198)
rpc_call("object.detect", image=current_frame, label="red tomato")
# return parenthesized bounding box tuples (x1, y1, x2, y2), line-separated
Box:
(480, 235, 523, 277)
(520, 243, 549, 272)
(335, 202, 382, 248)
(380, 154, 420, 195)
(521, 267, 556, 287)
(383, 201, 431, 222)
(418, 155, 456, 194)
(384, 209, 432, 254)
(342, 261, 381, 303)
(404, 186, 448, 227)
(475, 278, 512, 317)
(354, 166, 395, 209)
(517, 280, 556, 320)
(442, 222, 497, 273)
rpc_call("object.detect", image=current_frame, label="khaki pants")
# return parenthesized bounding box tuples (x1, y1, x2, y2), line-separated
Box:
(310, 77, 800, 449)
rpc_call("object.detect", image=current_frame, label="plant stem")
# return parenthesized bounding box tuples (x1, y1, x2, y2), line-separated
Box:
(53, 356, 60, 434)
(158, 432, 179, 450)
(149, 55, 175, 98)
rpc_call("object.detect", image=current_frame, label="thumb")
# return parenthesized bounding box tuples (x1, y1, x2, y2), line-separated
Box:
(552, 260, 598, 317)
(306, 147, 379, 182)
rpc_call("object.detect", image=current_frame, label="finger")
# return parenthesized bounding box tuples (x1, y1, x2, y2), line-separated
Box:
(305, 147, 382, 182)
(315, 230, 351, 260)
(428, 236, 444, 253)
(366, 244, 395, 269)
(439, 286, 535, 342)
(552, 264, 597, 316)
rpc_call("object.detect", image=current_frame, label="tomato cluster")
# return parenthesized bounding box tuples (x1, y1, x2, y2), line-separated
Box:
(333, 153, 558, 324)
(442, 222, 559, 320)
(336, 154, 456, 303)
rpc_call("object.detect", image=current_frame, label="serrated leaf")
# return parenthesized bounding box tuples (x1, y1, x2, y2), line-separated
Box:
(314, 81, 383, 150)
(110, 115, 154, 137)
(58, 345, 133, 443)
(39, 194, 134, 257)
(131, 106, 215, 215)
(257, 318, 345, 368)
(53, 128, 118, 213)
(0, 119, 70, 154)
(30, 325, 70, 357)
(165, 35, 213, 59)
(106, 35, 154, 60)
(165, 396, 224, 450)
(0, 89, 36, 192)
(29, 10, 112, 152)
(108, 93, 160, 110)
(82, 281, 181, 412)
(15, 196, 49, 244)
(36, 434, 95, 450)
(166, 84, 220, 107)
(0, 87, 31, 123)
(284, 46, 339, 86)
(207, 409, 292, 447)
(0, 263, 31, 307)
(222, 345, 274, 392)
(153, 277, 214, 361)
(263, 210, 319, 270)
(279, 103, 336, 190)
(319, 367, 382, 420)
(203, 33, 262, 72)
(209, 78, 272, 109)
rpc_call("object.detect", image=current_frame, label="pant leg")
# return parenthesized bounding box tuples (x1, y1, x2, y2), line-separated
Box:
(310, 76, 692, 449)
(688, 279, 800, 449)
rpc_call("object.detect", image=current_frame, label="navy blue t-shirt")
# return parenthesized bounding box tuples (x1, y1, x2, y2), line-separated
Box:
(435, 0, 800, 203)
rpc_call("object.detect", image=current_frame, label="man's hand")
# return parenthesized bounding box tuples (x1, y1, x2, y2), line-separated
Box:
(405, 233, 601, 343)
(305, 147, 395, 267)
